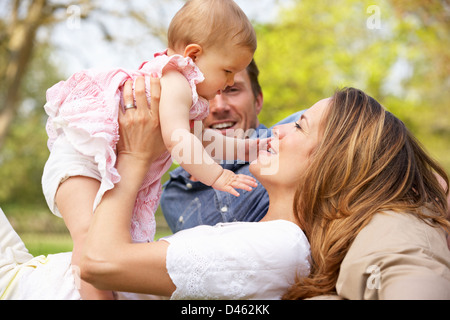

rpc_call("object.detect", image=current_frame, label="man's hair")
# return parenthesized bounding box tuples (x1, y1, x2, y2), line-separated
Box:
(246, 59, 262, 99)
(168, 0, 257, 53)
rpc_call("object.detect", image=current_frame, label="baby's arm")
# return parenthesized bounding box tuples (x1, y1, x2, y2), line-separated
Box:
(201, 128, 263, 163)
(159, 71, 257, 195)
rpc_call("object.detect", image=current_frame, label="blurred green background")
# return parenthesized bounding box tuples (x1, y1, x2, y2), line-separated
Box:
(1, 0, 448, 256)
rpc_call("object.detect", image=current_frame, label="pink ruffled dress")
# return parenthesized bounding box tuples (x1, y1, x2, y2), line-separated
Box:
(43, 51, 209, 242)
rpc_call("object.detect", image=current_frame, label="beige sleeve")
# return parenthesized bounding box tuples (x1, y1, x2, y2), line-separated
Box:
(336, 211, 450, 300)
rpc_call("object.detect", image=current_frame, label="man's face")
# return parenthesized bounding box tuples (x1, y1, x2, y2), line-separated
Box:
(203, 69, 263, 138)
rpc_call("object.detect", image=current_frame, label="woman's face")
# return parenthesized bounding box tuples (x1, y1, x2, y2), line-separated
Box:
(250, 98, 330, 189)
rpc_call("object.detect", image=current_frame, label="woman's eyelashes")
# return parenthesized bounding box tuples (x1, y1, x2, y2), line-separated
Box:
(295, 122, 302, 130)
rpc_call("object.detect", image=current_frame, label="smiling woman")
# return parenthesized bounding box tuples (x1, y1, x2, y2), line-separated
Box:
(283, 88, 450, 299)
(253, 99, 328, 181)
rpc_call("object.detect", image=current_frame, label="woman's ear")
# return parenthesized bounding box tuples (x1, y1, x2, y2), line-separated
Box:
(184, 44, 203, 62)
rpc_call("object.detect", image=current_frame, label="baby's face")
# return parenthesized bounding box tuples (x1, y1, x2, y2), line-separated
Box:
(195, 45, 253, 101)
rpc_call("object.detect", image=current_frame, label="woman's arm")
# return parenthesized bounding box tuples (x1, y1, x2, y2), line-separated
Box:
(80, 76, 176, 296)
(81, 156, 175, 296)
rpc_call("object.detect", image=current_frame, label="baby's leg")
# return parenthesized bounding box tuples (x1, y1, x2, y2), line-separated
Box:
(56, 176, 115, 300)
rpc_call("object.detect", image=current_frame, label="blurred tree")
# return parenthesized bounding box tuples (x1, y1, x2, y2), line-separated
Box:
(388, 0, 450, 168)
(0, 0, 78, 148)
(0, 0, 176, 149)
(0, 0, 177, 207)
(254, 0, 449, 171)
(255, 0, 400, 121)
(0, 43, 61, 205)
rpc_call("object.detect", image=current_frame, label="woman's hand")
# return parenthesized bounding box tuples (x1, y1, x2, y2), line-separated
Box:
(117, 75, 166, 168)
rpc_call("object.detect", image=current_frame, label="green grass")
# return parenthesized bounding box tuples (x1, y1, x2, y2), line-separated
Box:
(20, 232, 74, 256)
(20, 229, 173, 257)
(4, 203, 173, 257)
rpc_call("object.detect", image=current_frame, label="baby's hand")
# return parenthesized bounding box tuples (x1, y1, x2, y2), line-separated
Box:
(211, 169, 258, 197)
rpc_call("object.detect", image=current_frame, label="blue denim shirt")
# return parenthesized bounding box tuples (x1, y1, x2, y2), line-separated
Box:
(160, 111, 304, 232)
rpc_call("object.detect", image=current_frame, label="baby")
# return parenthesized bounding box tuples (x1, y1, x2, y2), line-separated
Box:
(42, 0, 258, 299)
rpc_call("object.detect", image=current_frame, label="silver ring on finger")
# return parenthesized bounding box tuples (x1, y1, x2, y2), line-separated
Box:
(125, 103, 136, 110)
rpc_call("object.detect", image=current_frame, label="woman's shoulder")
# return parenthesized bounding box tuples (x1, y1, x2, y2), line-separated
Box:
(164, 220, 310, 299)
(230, 220, 310, 259)
(165, 219, 307, 246)
(163, 219, 310, 267)
(219, 219, 305, 234)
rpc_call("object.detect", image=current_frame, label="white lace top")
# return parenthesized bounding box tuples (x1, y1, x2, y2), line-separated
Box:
(163, 220, 310, 300)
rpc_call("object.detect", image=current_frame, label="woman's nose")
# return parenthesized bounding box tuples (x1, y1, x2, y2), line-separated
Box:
(272, 124, 290, 139)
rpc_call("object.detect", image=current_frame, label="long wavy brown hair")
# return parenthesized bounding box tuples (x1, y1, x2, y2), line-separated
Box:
(283, 87, 450, 299)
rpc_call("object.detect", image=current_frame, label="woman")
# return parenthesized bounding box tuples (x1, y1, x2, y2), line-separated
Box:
(282, 89, 450, 299)
(78, 79, 449, 299)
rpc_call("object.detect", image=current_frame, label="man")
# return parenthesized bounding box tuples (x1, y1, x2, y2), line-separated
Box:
(160, 60, 302, 232)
